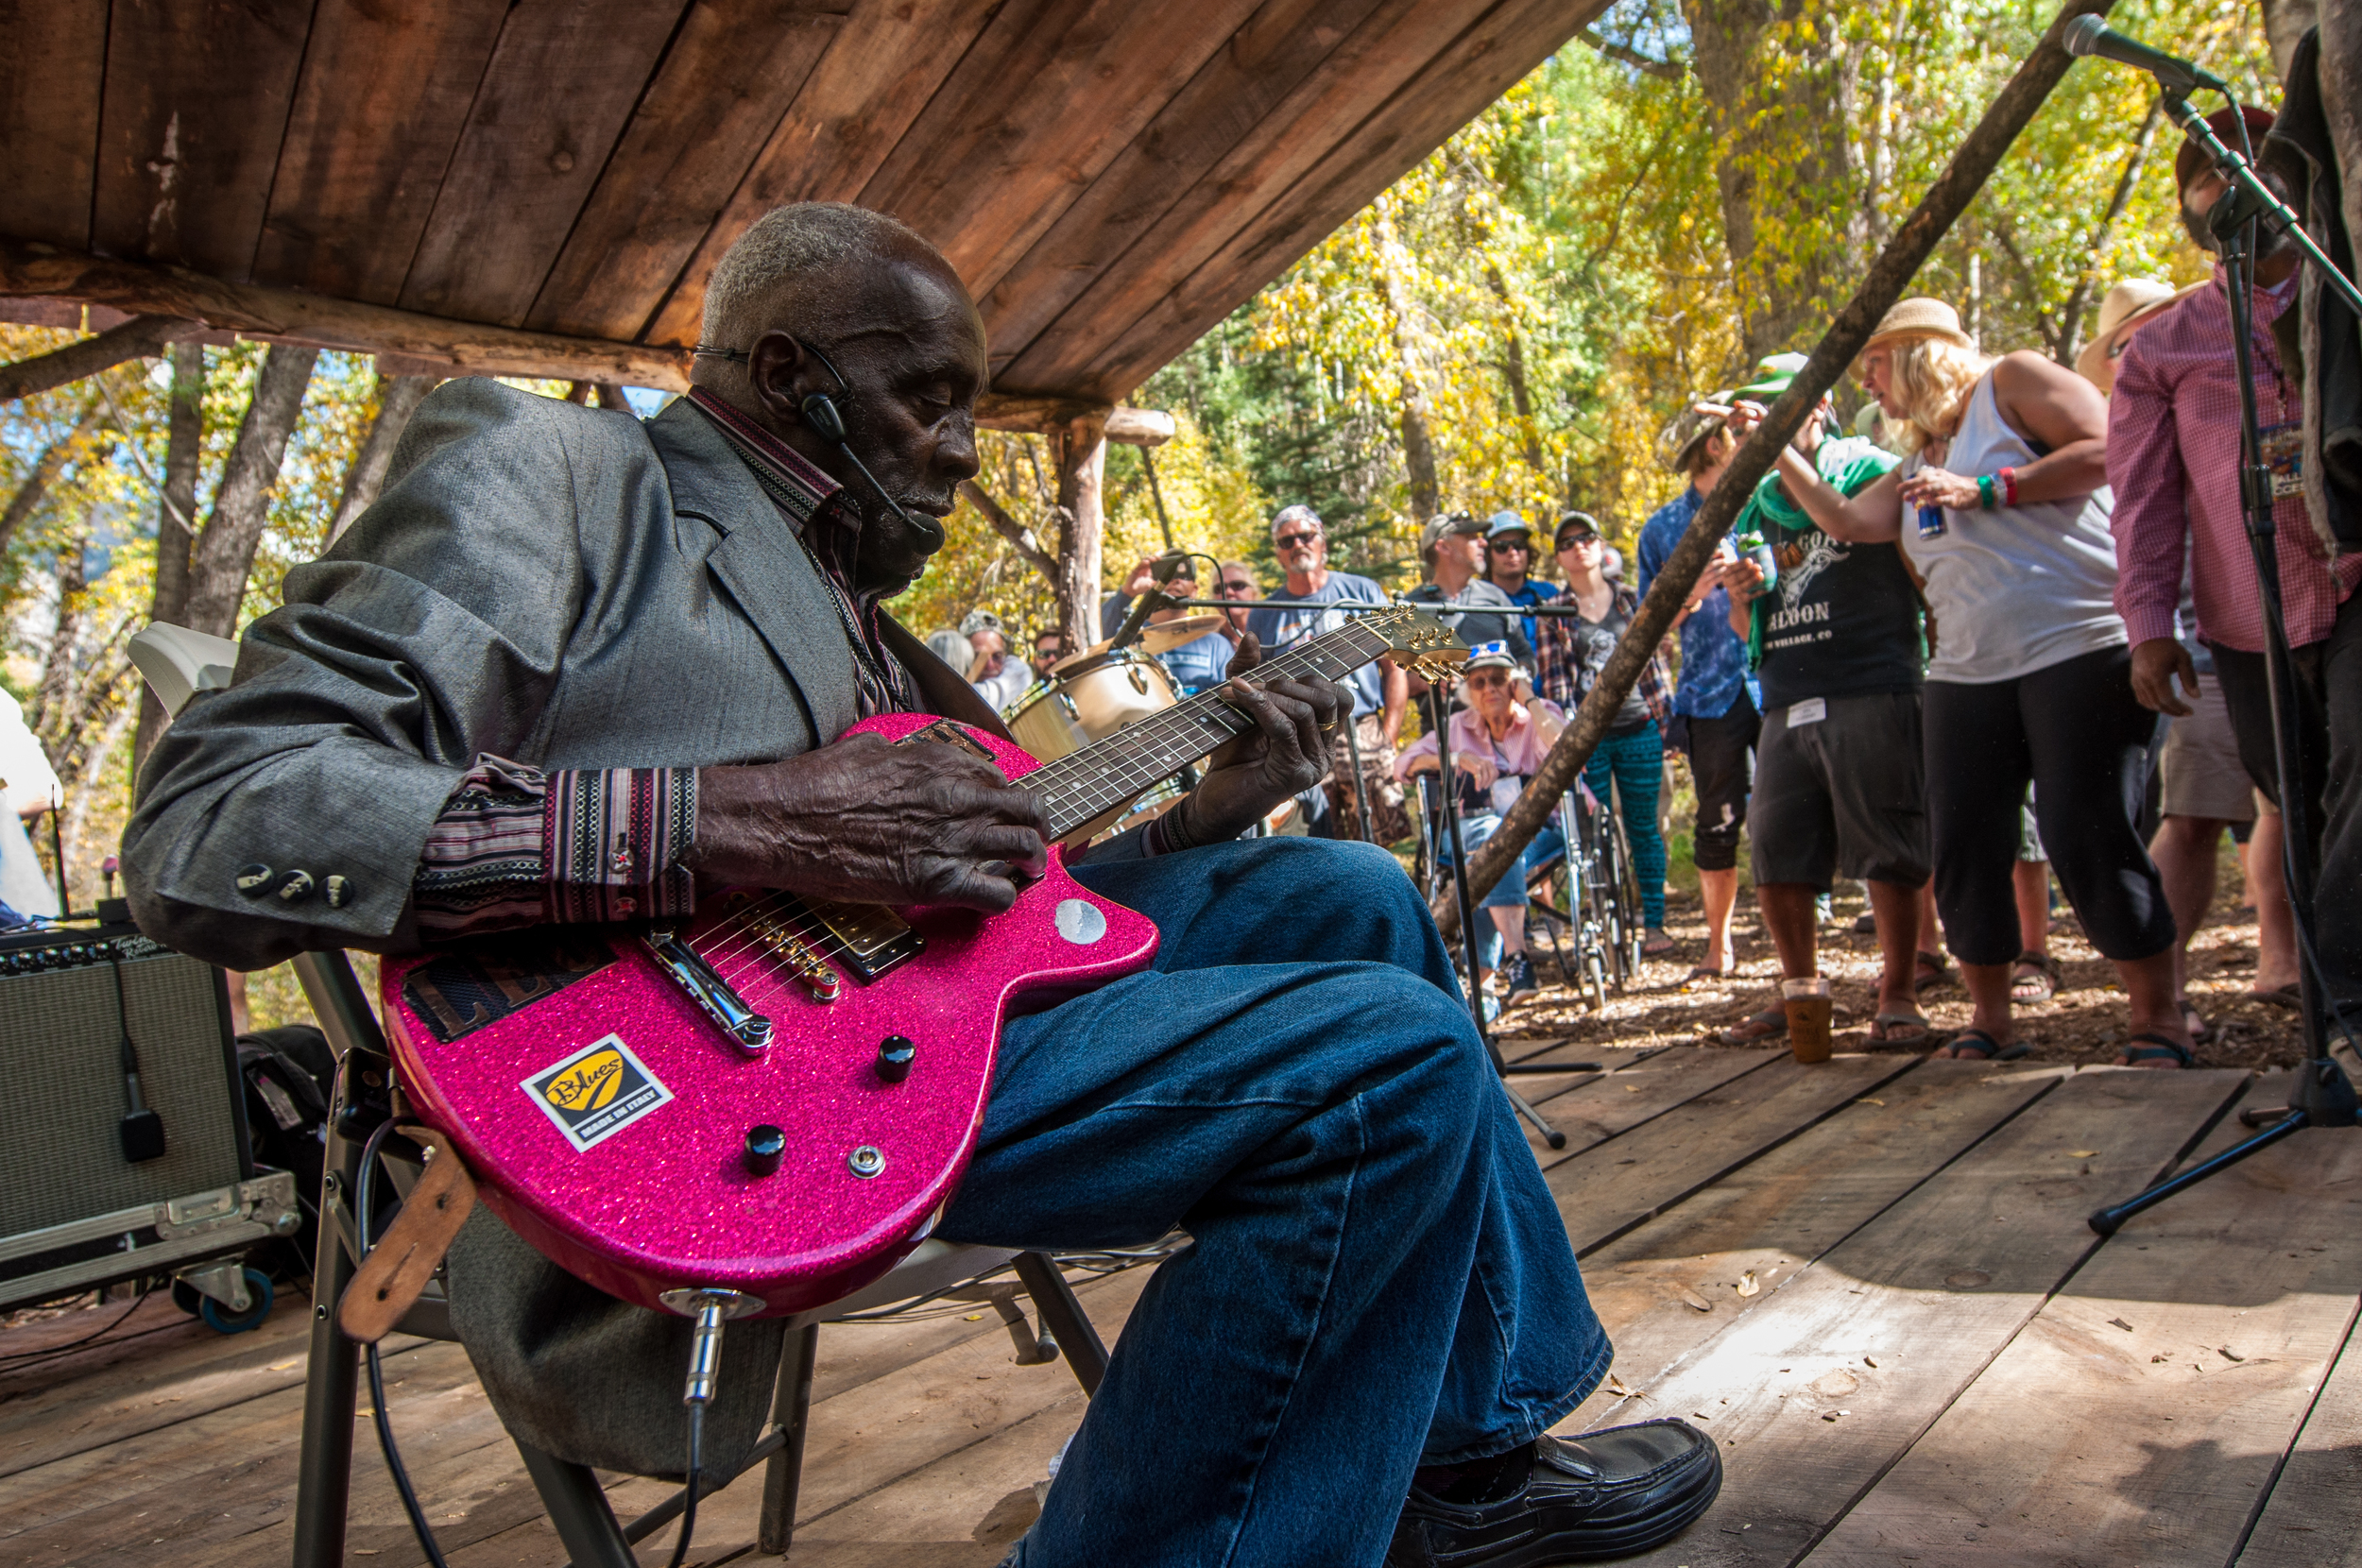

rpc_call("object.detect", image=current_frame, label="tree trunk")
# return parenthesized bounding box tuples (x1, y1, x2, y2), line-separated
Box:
(1053, 413, 1107, 658)
(135, 340, 208, 775)
(2262, 0, 2319, 80)
(180, 345, 318, 639)
(32, 528, 88, 741)
(1375, 209, 1440, 522)
(326, 372, 435, 544)
(1485, 264, 1549, 477)
(1686, 0, 1857, 361)
(0, 401, 103, 555)
(2319, 0, 2361, 295)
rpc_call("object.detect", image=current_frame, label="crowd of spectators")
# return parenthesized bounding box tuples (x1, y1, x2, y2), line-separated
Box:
(922, 96, 2354, 1053)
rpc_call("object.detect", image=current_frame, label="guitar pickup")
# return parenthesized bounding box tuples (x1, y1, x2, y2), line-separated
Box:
(643, 929, 774, 1054)
(792, 897, 925, 984)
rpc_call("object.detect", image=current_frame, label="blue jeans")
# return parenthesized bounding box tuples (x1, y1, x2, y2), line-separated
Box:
(1583, 724, 1668, 928)
(1441, 815, 1568, 972)
(941, 837, 1609, 1567)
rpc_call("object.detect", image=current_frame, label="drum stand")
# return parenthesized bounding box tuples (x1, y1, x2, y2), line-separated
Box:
(1429, 690, 1583, 1150)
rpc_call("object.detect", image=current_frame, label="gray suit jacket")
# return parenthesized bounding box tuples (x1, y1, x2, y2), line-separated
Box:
(122, 380, 1070, 1475)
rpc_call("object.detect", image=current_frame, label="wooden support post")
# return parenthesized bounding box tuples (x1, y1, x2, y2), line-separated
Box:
(1053, 411, 1108, 660)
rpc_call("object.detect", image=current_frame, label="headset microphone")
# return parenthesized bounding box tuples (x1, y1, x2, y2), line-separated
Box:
(794, 340, 948, 550)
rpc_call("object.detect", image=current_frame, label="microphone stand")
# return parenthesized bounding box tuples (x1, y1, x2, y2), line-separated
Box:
(2088, 94, 2361, 1236)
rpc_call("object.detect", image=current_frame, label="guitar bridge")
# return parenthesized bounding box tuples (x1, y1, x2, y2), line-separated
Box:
(643, 929, 774, 1054)
(739, 903, 843, 1002)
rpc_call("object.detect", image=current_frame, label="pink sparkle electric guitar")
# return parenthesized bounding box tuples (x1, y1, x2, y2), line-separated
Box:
(379, 607, 1464, 1317)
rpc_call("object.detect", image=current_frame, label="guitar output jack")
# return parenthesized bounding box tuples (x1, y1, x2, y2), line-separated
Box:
(847, 1145, 885, 1178)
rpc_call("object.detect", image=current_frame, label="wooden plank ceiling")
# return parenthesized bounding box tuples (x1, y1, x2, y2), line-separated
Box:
(0, 0, 1606, 402)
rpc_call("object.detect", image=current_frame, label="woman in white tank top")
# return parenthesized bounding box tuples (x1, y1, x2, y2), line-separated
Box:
(1727, 298, 2190, 1072)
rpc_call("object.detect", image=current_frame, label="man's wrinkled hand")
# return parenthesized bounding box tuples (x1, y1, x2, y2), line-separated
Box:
(1185, 673, 1355, 843)
(690, 733, 1048, 912)
(2130, 637, 2197, 717)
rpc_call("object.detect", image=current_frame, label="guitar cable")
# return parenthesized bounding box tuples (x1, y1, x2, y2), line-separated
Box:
(351, 1116, 709, 1568)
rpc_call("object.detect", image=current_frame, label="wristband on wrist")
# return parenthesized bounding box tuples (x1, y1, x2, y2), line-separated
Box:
(1977, 473, 1996, 511)
(1997, 466, 2018, 506)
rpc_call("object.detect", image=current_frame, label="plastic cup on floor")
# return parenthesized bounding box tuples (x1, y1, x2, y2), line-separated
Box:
(1782, 976, 1835, 1064)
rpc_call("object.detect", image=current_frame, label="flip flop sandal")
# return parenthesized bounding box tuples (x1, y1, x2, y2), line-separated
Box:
(1641, 929, 1677, 958)
(1912, 951, 1951, 996)
(1868, 1012, 1932, 1045)
(1940, 1028, 2029, 1063)
(2008, 950, 2061, 1004)
(1683, 964, 1737, 984)
(1720, 1005, 1789, 1046)
(2115, 1031, 2194, 1069)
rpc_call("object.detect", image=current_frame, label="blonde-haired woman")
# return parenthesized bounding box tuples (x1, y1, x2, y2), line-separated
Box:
(1730, 298, 2187, 1068)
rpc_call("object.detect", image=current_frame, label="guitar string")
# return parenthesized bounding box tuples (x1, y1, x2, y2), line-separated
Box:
(676, 617, 1416, 997)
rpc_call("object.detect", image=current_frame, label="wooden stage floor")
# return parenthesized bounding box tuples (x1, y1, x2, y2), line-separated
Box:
(6, 1043, 2359, 1566)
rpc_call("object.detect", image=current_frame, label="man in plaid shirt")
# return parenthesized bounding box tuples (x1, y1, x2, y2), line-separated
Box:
(2108, 103, 2362, 1033)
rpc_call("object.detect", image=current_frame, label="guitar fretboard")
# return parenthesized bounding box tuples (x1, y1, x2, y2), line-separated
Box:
(1027, 616, 1397, 840)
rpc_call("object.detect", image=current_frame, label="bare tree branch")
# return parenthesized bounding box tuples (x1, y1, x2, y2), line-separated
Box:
(181, 345, 319, 638)
(958, 478, 1060, 579)
(0, 401, 104, 555)
(1576, 26, 1684, 80)
(0, 315, 202, 402)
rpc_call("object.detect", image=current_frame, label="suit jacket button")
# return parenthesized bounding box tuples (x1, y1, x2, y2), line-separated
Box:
(276, 870, 317, 903)
(324, 875, 351, 909)
(235, 863, 273, 895)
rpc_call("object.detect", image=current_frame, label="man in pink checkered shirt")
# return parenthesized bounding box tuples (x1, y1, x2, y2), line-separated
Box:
(2107, 102, 2361, 1033)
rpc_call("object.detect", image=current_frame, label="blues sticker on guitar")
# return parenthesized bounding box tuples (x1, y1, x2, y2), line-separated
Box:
(522, 1034, 674, 1151)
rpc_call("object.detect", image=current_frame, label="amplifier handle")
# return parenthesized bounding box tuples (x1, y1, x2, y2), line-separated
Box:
(294, 950, 389, 1058)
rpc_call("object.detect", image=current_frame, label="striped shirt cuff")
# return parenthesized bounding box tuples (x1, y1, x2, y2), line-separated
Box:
(415, 756, 698, 936)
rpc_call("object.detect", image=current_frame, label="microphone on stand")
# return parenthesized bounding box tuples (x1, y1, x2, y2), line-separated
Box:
(2062, 15, 2229, 93)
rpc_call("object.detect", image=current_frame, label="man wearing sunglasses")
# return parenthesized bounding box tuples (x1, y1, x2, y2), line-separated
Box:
(1246, 506, 1411, 842)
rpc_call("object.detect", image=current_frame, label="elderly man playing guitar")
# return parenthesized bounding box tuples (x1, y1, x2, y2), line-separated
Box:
(121, 204, 1714, 1567)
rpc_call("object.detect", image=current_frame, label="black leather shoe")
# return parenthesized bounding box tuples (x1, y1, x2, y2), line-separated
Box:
(1386, 1421, 1721, 1566)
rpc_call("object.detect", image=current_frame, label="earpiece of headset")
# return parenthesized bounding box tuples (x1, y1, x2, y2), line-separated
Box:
(692, 336, 946, 549)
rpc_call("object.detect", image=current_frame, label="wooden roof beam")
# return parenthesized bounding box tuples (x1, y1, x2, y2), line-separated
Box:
(0, 240, 1171, 444)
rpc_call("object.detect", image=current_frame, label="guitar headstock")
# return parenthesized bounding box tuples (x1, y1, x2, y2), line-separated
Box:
(1362, 605, 1469, 681)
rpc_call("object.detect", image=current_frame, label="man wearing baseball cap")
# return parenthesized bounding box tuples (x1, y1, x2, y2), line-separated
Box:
(1638, 391, 1755, 980)
(1720, 351, 1935, 1047)
(2110, 100, 2362, 1035)
(1482, 511, 1557, 650)
(1406, 512, 1530, 664)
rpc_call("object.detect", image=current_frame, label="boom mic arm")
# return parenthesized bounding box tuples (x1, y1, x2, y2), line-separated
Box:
(2062, 15, 2229, 94)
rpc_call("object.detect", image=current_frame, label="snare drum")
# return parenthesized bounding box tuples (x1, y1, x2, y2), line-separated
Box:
(1005, 647, 1179, 760)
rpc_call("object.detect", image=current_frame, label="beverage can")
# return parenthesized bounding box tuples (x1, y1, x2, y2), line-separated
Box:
(1916, 504, 1948, 539)
(1748, 540, 1780, 589)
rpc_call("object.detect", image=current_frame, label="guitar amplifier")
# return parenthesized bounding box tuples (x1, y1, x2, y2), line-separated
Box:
(0, 922, 300, 1311)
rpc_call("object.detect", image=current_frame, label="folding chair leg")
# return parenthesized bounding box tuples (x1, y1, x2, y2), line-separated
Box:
(292, 1057, 372, 1568)
(517, 1440, 638, 1568)
(759, 1321, 821, 1555)
(1013, 1253, 1107, 1396)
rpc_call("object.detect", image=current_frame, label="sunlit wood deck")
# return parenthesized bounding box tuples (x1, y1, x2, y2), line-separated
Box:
(6, 1044, 2358, 1567)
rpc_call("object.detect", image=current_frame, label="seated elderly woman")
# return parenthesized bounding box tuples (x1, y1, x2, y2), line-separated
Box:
(1395, 641, 1566, 1012)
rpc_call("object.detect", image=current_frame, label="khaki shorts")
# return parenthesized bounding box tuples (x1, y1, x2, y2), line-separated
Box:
(2160, 677, 2256, 824)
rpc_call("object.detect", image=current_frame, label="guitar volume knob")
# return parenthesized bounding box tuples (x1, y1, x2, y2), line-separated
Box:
(743, 1125, 785, 1178)
(876, 1035, 916, 1083)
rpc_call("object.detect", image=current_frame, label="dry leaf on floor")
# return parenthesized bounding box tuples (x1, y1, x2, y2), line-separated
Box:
(2070, 1150, 2100, 1158)
(1607, 1373, 1637, 1397)
(1863, 1355, 1879, 1368)
(2218, 1346, 2246, 1362)
(1623, 1083, 1643, 1093)
(1677, 1287, 1714, 1312)
(2151, 1354, 2171, 1363)
(1737, 1271, 1761, 1298)
(1855, 1097, 1886, 1106)
(2108, 1318, 2135, 1332)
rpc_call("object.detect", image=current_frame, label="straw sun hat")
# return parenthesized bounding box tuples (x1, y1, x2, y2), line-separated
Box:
(1860, 298, 1975, 356)
(2074, 279, 2185, 393)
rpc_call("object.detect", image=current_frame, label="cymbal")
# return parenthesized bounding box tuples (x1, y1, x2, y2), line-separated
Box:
(1138, 613, 1224, 654)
